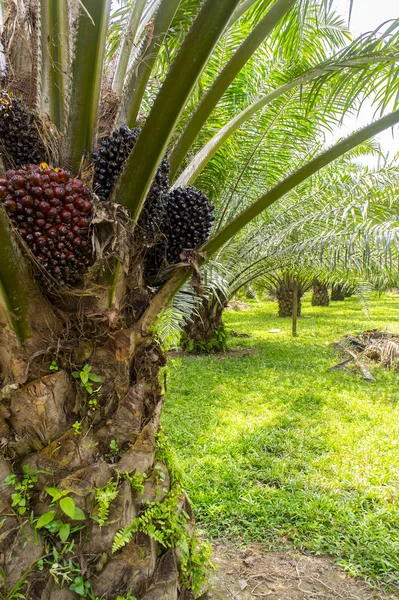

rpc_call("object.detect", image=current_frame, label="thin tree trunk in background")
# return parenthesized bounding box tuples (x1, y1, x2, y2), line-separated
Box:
(292, 279, 298, 337)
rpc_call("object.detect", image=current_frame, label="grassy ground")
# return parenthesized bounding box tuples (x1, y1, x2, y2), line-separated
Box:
(162, 294, 399, 589)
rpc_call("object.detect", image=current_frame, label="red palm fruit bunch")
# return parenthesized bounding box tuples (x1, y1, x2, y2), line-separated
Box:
(0, 164, 94, 285)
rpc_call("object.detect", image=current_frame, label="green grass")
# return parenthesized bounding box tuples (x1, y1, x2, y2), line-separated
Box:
(162, 294, 399, 588)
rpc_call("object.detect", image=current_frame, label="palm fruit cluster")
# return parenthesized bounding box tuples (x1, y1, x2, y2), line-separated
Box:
(0, 90, 46, 167)
(143, 156, 170, 240)
(92, 126, 141, 202)
(92, 125, 170, 237)
(0, 164, 93, 285)
(92, 126, 214, 278)
(146, 186, 215, 277)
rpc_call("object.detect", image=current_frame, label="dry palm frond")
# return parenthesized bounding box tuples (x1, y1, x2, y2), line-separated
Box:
(338, 329, 399, 371)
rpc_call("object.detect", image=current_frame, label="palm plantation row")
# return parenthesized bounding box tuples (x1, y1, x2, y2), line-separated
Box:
(173, 159, 399, 351)
(0, 0, 399, 598)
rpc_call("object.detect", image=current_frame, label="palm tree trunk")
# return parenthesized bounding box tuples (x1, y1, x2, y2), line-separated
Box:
(181, 294, 227, 353)
(311, 280, 330, 306)
(276, 277, 303, 317)
(0, 265, 200, 598)
(331, 284, 345, 301)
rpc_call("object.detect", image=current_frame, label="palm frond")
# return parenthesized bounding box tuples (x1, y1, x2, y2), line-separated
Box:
(118, 0, 182, 128)
(62, 0, 111, 172)
(111, 0, 147, 96)
(113, 0, 241, 218)
(39, 0, 70, 131)
(203, 109, 399, 257)
(168, 0, 298, 178)
(175, 22, 399, 187)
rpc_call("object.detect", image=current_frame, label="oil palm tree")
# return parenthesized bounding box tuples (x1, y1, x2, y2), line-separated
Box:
(181, 158, 399, 349)
(1, 0, 399, 598)
(311, 279, 330, 306)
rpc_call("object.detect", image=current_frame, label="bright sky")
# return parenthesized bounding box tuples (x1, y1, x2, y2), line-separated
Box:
(331, 0, 399, 165)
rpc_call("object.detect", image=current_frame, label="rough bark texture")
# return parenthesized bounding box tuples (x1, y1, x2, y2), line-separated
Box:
(275, 278, 303, 318)
(311, 280, 330, 307)
(181, 295, 227, 353)
(331, 284, 345, 301)
(0, 240, 200, 599)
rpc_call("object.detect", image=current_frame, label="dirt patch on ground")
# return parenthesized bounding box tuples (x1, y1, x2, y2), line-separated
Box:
(205, 542, 398, 600)
(229, 330, 252, 338)
(227, 300, 251, 311)
(214, 348, 258, 360)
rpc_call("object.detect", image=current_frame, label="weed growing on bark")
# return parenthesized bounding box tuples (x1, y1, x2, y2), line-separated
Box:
(72, 364, 102, 410)
(4, 465, 45, 516)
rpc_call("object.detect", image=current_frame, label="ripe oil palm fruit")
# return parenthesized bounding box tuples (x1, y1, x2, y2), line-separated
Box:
(1, 0, 399, 598)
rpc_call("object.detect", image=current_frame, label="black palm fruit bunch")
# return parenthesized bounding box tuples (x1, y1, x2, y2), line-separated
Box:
(92, 125, 141, 202)
(92, 125, 170, 238)
(0, 164, 93, 285)
(146, 186, 215, 277)
(0, 91, 46, 167)
(143, 155, 170, 239)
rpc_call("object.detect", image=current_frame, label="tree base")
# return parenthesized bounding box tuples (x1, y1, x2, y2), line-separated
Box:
(181, 297, 228, 353)
(331, 284, 345, 301)
(312, 282, 330, 307)
(180, 326, 227, 353)
(0, 339, 212, 599)
(276, 279, 303, 318)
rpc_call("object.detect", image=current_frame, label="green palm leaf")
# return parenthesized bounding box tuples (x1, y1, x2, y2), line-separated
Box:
(175, 23, 399, 187)
(39, 0, 70, 131)
(119, 0, 182, 128)
(113, 0, 241, 218)
(62, 0, 111, 171)
(168, 0, 297, 179)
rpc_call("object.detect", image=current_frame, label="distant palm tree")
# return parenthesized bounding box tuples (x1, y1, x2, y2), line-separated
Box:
(181, 160, 399, 349)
